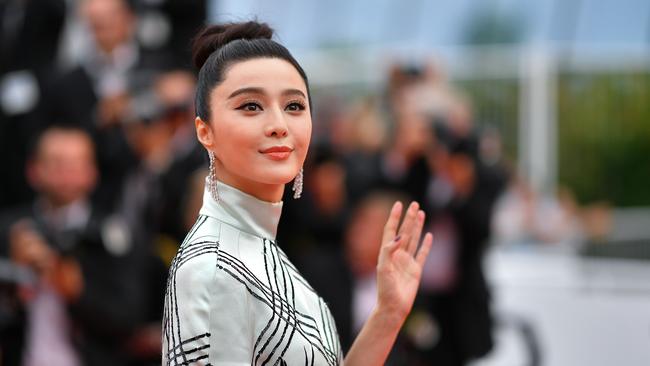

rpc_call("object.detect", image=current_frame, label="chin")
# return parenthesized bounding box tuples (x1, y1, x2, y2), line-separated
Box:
(255, 168, 300, 185)
(263, 174, 298, 185)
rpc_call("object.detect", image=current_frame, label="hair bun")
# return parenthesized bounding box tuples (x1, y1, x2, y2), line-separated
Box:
(191, 21, 274, 69)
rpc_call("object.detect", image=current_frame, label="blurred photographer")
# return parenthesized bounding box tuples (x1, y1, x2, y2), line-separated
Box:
(0, 126, 150, 366)
(119, 70, 204, 251)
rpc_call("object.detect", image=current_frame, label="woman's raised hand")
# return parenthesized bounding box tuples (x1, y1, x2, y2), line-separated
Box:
(342, 201, 434, 366)
(375, 201, 433, 323)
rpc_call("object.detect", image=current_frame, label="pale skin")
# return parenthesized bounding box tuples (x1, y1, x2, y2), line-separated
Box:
(195, 57, 433, 365)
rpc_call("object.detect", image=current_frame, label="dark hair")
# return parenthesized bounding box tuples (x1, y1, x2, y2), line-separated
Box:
(191, 21, 311, 122)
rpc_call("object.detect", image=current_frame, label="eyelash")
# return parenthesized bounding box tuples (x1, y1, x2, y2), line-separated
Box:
(286, 100, 306, 111)
(235, 100, 306, 112)
(235, 100, 263, 112)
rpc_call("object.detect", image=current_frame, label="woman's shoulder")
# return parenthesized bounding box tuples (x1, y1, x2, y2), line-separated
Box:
(180, 215, 218, 245)
(167, 216, 218, 279)
(170, 215, 249, 287)
(169, 239, 219, 286)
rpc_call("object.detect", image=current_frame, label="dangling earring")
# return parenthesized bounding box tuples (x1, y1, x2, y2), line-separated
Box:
(208, 150, 219, 202)
(292, 167, 303, 199)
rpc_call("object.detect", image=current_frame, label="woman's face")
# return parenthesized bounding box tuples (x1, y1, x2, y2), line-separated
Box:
(197, 57, 311, 201)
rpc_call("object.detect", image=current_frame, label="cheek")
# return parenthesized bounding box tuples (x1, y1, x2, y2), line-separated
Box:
(293, 118, 312, 152)
(213, 123, 255, 158)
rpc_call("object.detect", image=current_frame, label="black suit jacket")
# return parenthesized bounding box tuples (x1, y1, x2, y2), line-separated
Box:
(0, 0, 66, 209)
(438, 159, 506, 363)
(0, 202, 153, 366)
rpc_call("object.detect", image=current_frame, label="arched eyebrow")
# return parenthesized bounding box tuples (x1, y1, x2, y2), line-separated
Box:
(282, 88, 307, 99)
(227, 87, 306, 100)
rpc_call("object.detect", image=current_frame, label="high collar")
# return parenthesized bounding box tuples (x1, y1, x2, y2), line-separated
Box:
(199, 179, 283, 241)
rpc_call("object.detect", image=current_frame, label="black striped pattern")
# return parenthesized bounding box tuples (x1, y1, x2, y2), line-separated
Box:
(162, 216, 342, 366)
(163, 215, 217, 366)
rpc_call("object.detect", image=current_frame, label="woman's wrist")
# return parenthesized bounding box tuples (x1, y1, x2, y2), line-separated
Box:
(371, 303, 407, 332)
(345, 304, 405, 366)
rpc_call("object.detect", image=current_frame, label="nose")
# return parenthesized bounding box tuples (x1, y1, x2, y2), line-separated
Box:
(264, 108, 289, 138)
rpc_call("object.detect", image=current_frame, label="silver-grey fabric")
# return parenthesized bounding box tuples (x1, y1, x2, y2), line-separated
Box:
(162, 180, 343, 366)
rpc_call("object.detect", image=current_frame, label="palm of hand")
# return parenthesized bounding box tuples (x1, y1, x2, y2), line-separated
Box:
(376, 202, 433, 320)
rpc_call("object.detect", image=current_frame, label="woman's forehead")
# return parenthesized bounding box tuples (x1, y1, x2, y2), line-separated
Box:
(216, 58, 308, 96)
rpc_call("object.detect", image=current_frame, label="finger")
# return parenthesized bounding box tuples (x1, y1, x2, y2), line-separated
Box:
(397, 201, 419, 248)
(407, 210, 426, 255)
(382, 201, 403, 243)
(378, 233, 405, 266)
(386, 233, 411, 255)
(415, 232, 434, 267)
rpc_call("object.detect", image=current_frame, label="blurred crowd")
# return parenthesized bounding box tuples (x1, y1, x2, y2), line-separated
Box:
(278, 61, 510, 366)
(0, 1, 206, 365)
(0, 1, 589, 366)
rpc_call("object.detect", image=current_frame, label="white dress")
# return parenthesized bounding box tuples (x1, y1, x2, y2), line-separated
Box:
(162, 180, 343, 366)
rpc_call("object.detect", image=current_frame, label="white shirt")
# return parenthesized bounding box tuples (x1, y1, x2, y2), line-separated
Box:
(162, 180, 343, 366)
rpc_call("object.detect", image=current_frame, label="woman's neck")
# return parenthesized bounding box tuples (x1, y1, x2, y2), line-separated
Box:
(215, 172, 284, 203)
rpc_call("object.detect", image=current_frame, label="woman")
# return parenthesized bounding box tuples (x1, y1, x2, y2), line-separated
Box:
(162, 21, 433, 366)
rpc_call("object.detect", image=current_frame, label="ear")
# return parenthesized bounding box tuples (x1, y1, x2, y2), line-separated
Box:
(195, 116, 215, 150)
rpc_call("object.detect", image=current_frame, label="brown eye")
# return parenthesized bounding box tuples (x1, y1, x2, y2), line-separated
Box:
(237, 102, 263, 112)
(285, 102, 305, 112)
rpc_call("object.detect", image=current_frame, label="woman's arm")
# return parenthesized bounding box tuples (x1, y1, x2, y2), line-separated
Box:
(344, 201, 433, 366)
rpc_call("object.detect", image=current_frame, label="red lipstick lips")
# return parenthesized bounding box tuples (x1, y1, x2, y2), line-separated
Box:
(260, 146, 293, 160)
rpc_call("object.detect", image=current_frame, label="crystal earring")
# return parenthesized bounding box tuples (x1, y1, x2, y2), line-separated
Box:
(208, 150, 219, 202)
(292, 167, 303, 199)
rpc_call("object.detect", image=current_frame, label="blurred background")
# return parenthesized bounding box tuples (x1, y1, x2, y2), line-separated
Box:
(1, 0, 649, 365)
